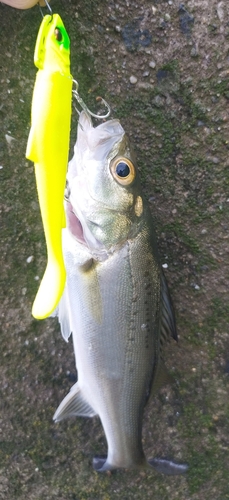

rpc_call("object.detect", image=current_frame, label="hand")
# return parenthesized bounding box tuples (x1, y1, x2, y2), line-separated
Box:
(1, 0, 50, 8)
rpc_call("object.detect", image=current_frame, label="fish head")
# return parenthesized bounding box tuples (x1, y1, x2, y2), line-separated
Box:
(66, 111, 145, 253)
(34, 14, 70, 74)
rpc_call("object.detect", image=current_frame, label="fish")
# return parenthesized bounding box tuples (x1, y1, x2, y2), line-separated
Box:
(53, 111, 188, 474)
(26, 14, 72, 319)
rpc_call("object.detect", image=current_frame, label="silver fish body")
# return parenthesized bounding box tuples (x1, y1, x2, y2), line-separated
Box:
(53, 112, 186, 473)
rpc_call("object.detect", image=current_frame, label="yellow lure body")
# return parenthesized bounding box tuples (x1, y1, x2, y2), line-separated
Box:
(26, 14, 72, 319)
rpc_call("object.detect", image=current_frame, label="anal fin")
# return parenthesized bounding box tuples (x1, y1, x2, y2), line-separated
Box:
(53, 382, 97, 422)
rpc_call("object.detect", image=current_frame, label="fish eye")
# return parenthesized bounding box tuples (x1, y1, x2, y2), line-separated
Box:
(110, 157, 136, 185)
(54, 28, 63, 42)
(116, 162, 130, 178)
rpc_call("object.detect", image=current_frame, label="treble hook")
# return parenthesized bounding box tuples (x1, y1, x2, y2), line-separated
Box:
(72, 80, 111, 120)
(38, 0, 53, 18)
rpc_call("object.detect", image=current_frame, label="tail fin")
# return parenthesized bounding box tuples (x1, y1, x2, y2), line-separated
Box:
(148, 457, 188, 475)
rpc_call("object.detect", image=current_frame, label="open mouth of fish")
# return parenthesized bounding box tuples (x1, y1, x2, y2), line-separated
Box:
(65, 200, 86, 245)
(65, 198, 103, 253)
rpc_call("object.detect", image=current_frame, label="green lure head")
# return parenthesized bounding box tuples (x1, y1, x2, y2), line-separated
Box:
(34, 14, 71, 74)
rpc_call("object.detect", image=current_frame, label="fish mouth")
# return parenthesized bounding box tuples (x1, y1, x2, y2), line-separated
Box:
(65, 201, 86, 245)
(65, 200, 103, 252)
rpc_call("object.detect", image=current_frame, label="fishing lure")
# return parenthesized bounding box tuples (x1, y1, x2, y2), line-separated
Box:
(26, 14, 73, 319)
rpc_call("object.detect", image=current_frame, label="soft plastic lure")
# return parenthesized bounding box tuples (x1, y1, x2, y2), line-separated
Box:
(26, 14, 72, 319)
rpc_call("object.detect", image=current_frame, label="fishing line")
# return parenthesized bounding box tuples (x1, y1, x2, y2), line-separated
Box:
(38, 0, 52, 18)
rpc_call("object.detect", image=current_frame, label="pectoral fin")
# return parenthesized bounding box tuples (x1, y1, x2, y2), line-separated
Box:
(55, 287, 71, 342)
(53, 383, 97, 421)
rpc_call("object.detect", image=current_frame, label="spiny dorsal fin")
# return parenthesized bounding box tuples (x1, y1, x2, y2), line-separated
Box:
(147, 272, 177, 401)
(53, 383, 97, 422)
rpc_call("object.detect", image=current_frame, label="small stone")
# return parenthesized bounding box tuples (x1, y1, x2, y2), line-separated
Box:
(137, 82, 154, 91)
(149, 60, 156, 69)
(159, 19, 166, 29)
(190, 47, 198, 57)
(153, 95, 164, 107)
(129, 75, 137, 84)
(22, 287, 27, 295)
(26, 255, 34, 263)
(162, 263, 168, 269)
(206, 155, 220, 164)
(164, 13, 171, 22)
(5, 134, 16, 145)
(217, 2, 224, 22)
(143, 71, 150, 77)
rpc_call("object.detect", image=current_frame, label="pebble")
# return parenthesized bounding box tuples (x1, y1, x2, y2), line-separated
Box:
(129, 75, 138, 84)
(164, 13, 171, 22)
(217, 2, 224, 22)
(26, 255, 34, 263)
(190, 47, 198, 57)
(137, 82, 154, 91)
(5, 134, 16, 145)
(162, 263, 168, 269)
(153, 95, 164, 107)
(149, 60, 156, 69)
(207, 156, 220, 164)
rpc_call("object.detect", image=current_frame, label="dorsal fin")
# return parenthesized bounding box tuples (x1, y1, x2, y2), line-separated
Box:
(146, 271, 177, 402)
